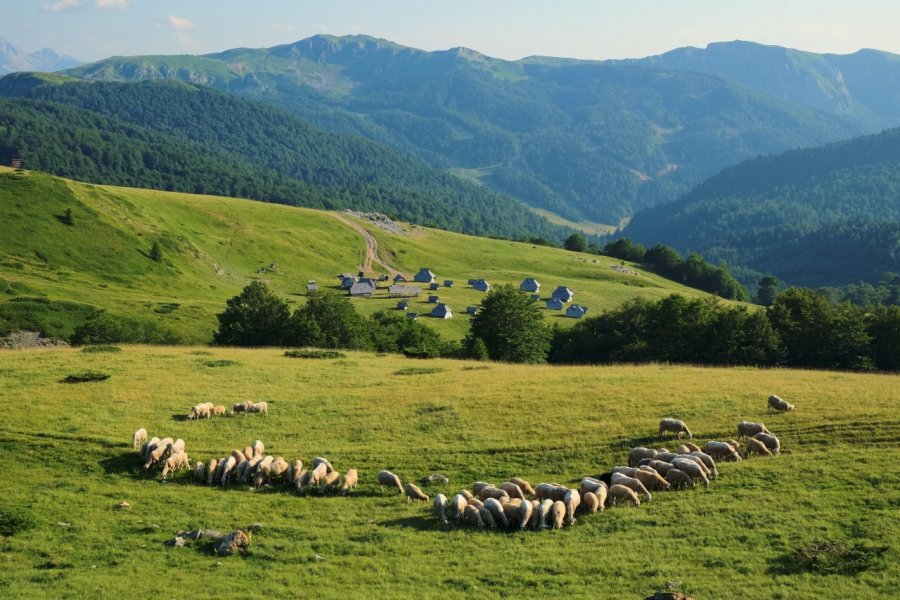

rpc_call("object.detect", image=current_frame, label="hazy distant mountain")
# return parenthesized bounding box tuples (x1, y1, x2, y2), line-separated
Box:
(65, 35, 865, 225)
(616, 40, 900, 128)
(0, 37, 81, 75)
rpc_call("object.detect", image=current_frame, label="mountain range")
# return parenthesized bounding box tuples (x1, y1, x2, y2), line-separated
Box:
(0, 37, 80, 75)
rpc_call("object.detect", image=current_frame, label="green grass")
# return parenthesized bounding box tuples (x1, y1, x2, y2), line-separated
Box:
(0, 346, 896, 598)
(0, 168, 725, 343)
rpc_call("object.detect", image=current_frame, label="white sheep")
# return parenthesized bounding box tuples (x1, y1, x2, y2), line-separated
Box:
(611, 472, 652, 501)
(206, 458, 218, 485)
(269, 458, 290, 483)
(404, 482, 429, 504)
(665, 468, 694, 489)
(550, 501, 566, 529)
(464, 505, 484, 529)
(563, 489, 580, 525)
(608, 484, 640, 506)
(341, 469, 358, 494)
(508, 477, 536, 496)
(745, 437, 773, 457)
(612, 466, 640, 477)
(737, 421, 770, 440)
(251, 440, 265, 457)
(170, 439, 185, 456)
(705, 441, 742, 462)
(247, 401, 268, 415)
(219, 456, 237, 485)
(671, 458, 709, 487)
(232, 400, 253, 413)
(132, 428, 147, 449)
(212, 405, 226, 417)
(378, 470, 403, 494)
(753, 431, 781, 455)
(188, 403, 210, 420)
(500, 482, 526, 500)
(484, 497, 509, 528)
(433, 494, 449, 524)
(629, 447, 658, 467)
(634, 467, 672, 491)
(319, 470, 341, 494)
(659, 418, 692, 440)
(529, 499, 542, 530)
(194, 461, 207, 484)
(452, 493, 468, 523)
(579, 477, 607, 497)
(688, 451, 718, 479)
(518, 498, 534, 529)
(143, 443, 169, 470)
(768, 394, 795, 412)
(311, 457, 334, 474)
(161, 451, 190, 478)
(140, 436, 160, 461)
(294, 470, 310, 494)
(306, 462, 328, 490)
(644, 460, 675, 476)
(538, 499, 554, 530)
(581, 491, 600, 514)
(239, 455, 262, 484)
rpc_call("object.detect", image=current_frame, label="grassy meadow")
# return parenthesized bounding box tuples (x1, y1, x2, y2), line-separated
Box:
(0, 168, 722, 343)
(0, 345, 897, 598)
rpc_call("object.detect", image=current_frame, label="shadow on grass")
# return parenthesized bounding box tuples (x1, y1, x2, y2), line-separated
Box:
(378, 516, 435, 531)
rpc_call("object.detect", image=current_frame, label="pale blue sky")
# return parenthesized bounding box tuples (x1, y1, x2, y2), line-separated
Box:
(2, 0, 898, 62)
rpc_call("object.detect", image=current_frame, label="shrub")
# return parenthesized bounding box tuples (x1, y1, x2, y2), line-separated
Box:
(394, 367, 444, 376)
(0, 508, 35, 536)
(284, 349, 346, 359)
(80, 345, 121, 353)
(60, 370, 110, 383)
(200, 359, 238, 368)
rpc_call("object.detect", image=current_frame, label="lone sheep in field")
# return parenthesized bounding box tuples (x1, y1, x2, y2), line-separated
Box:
(484, 498, 509, 528)
(132, 428, 147, 449)
(581, 491, 600, 514)
(609, 484, 640, 506)
(737, 421, 770, 440)
(378, 470, 403, 494)
(665, 468, 694, 489)
(518, 498, 534, 529)
(753, 432, 781, 455)
(706, 441, 742, 463)
(508, 477, 536, 496)
(341, 469, 358, 494)
(611, 473, 652, 501)
(452, 494, 468, 523)
(464, 505, 485, 529)
(405, 482, 429, 504)
(659, 418, 692, 440)
(629, 447, 658, 467)
(563, 489, 581, 525)
(768, 395, 796, 413)
(745, 437, 773, 457)
(434, 494, 449, 524)
(550, 501, 566, 529)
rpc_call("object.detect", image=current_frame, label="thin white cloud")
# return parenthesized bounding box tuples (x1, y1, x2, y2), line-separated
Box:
(96, 0, 129, 8)
(42, 0, 79, 12)
(167, 15, 195, 31)
(271, 23, 297, 34)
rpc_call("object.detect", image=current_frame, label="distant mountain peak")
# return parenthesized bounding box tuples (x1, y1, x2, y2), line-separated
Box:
(0, 36, 82, 75)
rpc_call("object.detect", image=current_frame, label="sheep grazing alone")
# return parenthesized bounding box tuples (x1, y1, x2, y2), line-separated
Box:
(745, 437, 773, 458)
(500, 482, 525, 500)
(705, 441, 742, 463)
(508, 477, 536, 496)
(484, 498, 509, 528)
(753, 432, 781, 455)
(378, 470, 403, 494)
(768, 394, 796, 413)
(464, 505, 484, 529)
(194, 462, 207, 484)
(478, 505, 497, 529)
(659, 418, 692, 440)
(634, 467, 672, 491)
(737, 421, 770, 440)
(581, 491, 600, 514)
(665, 468, 694, 489)
(609, 484, 640, 506)
(404, 482, 429, 504)
(550, 501, 566, 529)
(518, 498, 534, 529)
(132, 428, 147, 449)
(671, 458, 710, 487)
(629, 447, 658, 467)
(433, 494, 449, 524)
(563, 489, 581, 525)
(341, 469, 358, 495)
(452, 494, 468, 523)
(611, 473, 652, 501)
(251, 440, 265, 457)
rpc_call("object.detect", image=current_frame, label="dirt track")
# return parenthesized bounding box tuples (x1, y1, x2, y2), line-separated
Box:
(330, 213, 404, 277)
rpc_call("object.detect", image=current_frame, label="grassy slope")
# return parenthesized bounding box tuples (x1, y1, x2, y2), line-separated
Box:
(0, 346, 897, 598)
(0, 168, 717, 342)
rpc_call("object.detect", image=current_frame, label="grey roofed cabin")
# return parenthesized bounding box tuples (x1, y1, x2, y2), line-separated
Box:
(444, 280, 454, 287)
(430, 303, 453, 319)
(428, 295, 440, 303)
(349, 280, 377, 297)
(520, 278, 540, 293)
(466, 306, 478, 315)
(307, 280, 319, 292)
(393, 273, 408, 283)
(566, 304, 588, 318)
(472, 279, 490, 292)
(341, 275, 358, 289)
(397, 300, 409, 310)
(406, 312, 419, 320)
(546, 298, 564, 310)
(429, 282, 440, 290)
(551, 286, 574, 302)
(414, 268, 436, 284)
(388, 284, 421, 297)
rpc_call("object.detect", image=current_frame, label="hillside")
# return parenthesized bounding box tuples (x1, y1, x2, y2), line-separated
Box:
(624, 128, 900, 287)
(0, 73, 566, 242)
(0, 169, 720, 344)
(64, 35, 865, 225)
(0, 345, 897, 598)
(619, 40, 900, 127)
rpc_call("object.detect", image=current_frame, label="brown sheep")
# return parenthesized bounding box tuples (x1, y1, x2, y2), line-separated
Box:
(404, 482, 429, 504)
(500, 482, 526, 500)
(478, 486, 510, 503)
(378, 470, 403, 493)
(665, 468, 694, 489)
(550, 501, 566, 529)
(459, 489, 473, 500)
(768, 394, 795, 412)
(212, 405, 226, 417)
(319, 470, 341, 494)
(634, 467, 672, 491)
(658, 418, 692, 440)
(645, 460, 675, 476)
(472, 482, 494, 496)
(508, 477, 536, 496)
(745, 437, 773, 457)
(581, 491, 600, 514)
(611, 472, 652, 501)
(206, 458, 218, 485)
(341, 469, 358, 494)
(753, 432, 781, 455)
(132, 428, 147, 449)
(502, 502, 521, 528)
(466, 497, 484, 509)
(609, 484, 640, 506)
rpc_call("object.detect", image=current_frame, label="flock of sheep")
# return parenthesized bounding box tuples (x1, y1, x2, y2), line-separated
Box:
(187, 400, 268, 420)
(131, 393, 794, 533)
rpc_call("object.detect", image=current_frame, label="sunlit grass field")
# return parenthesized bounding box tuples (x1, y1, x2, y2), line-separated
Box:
(0, 346, 897, 598)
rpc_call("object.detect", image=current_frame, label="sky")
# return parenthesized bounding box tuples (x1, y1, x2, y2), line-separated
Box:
(2, 0, 899, 63)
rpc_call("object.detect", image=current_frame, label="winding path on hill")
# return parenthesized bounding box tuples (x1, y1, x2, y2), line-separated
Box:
(330, 212, 404, 277)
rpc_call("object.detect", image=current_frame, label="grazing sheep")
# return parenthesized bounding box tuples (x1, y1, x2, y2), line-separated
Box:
(593, 483, 607, 510)
(611, 473, 652, 501)
(535, 483, 558, 501)
(538, 499, 554, 530)
(478, 505, 497, 529)
(452, 494, 468, 523)
(659, 418, 692, 440)
(768, 394, 795, 413)
(753, 432, 781, 455)
(472, 482, 493, 496)
(319, 470, 340, 494)
(219, 456, 237, 485)
(307, 462, 328, 489)
(508, 477, 536, 496)
(341, 469, 358, 494)
(609, 484, 640, 506)
(421, 473, 449, 486)
(140, 437, 160, 461)
(737, 421, 770, 440)
(645, 460, 675, 476)
(682, 441, 702, 453)
(675, 453, 711, 476)
(579, 477, 607, 497)
(688, 451, 718, 479)
(581, 491, 600, 514)
(612, 466, 640, 477)
(705, 441, 742, 462)
(484, 498, 509, 528)
(671, 458, 709, 487)
(655, 451, 680, 463)
(464, 505, 485, 529)
(378, 470, 403, 494)
(500, 482, 526, 500)
(206, 458, 218, 485)
(252, 456, 275, 487)
(466, 497, 484, 509)
(162, 451, 190, 478)
(234, 459, 250, 483)
(404, 482, 429, 504)
(459, 489, 473, 500)
(478, 486, 510, 503)
(311, 457, 334, 474)
(247, 401, 268, 415)
(518, 499, 534, 529)
(502, 502, 521, 528)
(294, 470, 310, 494)
(433, 494, 449, 524)
(242, 446, 254, 461)
(550, 501, 566, 529)
(665, 468, 694, 489)
(132, 428, 147, 449)
(212, 405, 226, 417)
(227, 449, 244, 465)
(239, 456, 262, 484)
(269, 458, 290, 482)
(194, 462, 207, 484)
(251, 440, 265, 457)
(629, 447, 658, 467)
(287, 459, 303, 484)
(563, 489, 581, 525)
(143, 443, 169, 470)
(634, 467, 672, 491)
(745, 437, 773, 457)
(188, 403, 211, 420)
